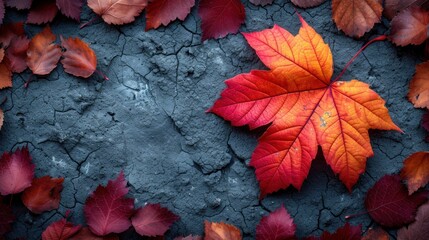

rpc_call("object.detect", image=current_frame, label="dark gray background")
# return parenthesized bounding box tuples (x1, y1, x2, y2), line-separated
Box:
(1, 0, 426, 239)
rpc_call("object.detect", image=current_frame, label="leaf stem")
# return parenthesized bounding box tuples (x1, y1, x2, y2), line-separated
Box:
(345, 210, 368, 220)
(332, 35, 387, 83)
(96, 69, 109, 81)
(24, 74, 33, 88)
(79, 17, 99, 29)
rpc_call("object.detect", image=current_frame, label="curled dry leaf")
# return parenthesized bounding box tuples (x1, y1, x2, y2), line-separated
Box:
(365, 175, 429, 227)
(6, 36, 30, 73)
(0, 146, 34, 196)
(256, 206, 296, 240)
(5, 0, 32, 10)
(0, 201, 14, 235)
(56, 0, 83, 21)
(397, 201, 429, 240)
(60, 36, 97, 78)
(70, 227, 119, 240)
(408, 61, 429, 109)
(27, 26, 62, 75)
(41, 217, 81, 240)
(198, 0, 245, 41)
(27, 0, 59, 25)
(204, 221, 242, 240)
(145, 0, 195, 30)
(249, 0, 274, 6)
(87, 0, 148, 25)
(131, 203, 179, 237)
(332, 0, 383, 38)
(291, 0, 325, 8)
(401, 152, 429, 194)
(21, 176, 64, 214)
(390, 6, 429, 46)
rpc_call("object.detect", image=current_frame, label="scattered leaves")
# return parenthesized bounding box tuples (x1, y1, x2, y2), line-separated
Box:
(256, 206, 296, 240)
(408, 61, 429, 109)
(397, 201, 429, 240)
(41, 217, 81, 240)
(60, 36, 97, 78)
(401, 152, 429, 194)
(145, 0, 195, 30)
(87, 0, 148, 25)
(390, 6, 429, 46)
(21, 176, 64, 214)
(131, 203, 179, 237)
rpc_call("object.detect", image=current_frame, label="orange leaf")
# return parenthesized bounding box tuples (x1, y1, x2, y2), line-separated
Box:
(21, 176, 64, 214)
(204, 221, 242, 240)
(408, 61, 429, 109)
(332, 0, 383, 38)
(0, 59, 12, 89)
(60, 36, 97, 78)
(401, 152, 429, 194)
(390, 6, 429, 46)
(209, 15, 400, 197)
(87, 0, 148, 25)
(26, 26, 62, 75)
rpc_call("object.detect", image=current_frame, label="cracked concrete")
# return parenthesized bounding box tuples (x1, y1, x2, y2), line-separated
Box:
(0, 0, 427, 239)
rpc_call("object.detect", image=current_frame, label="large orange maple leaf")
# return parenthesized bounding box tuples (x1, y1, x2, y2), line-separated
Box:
(209, 15, 401, 197)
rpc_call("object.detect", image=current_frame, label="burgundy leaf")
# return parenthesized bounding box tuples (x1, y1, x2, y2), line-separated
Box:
(256, 205, 296, 240)
(397, 201, 429, 240)
(27, 0, 58, 25)
(42, 217, 81, 240)
(5, 36, 30, 73)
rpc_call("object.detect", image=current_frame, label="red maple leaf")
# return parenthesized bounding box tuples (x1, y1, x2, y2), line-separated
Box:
(84, 171, 135, 236)
(145, 0, 195, 30)
(21, 176, 64, 214)
(0, 146, 34, 196)
(256, 205, 296, 240)
(42, 216, 81, 240)
(131, 203, 179, 237)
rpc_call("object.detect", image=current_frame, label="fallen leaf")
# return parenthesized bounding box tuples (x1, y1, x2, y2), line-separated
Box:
(0, 146, 34, 195)
(131, 203, 179, 237)
(408, 61, 429, 109)
(0, 59, 12, 89)
(0, 201, 14, 235)
(27, 26, 62, 75)
(84, 171, 134, 236)
(250, 0, 274, 6)
(320, 223, 361, 240)
(365, 175, 429, 227)
(362, 227, 390, 240)
(332, 0, 383, 38)
(209, 15, 400, 197)
(70, 227, 119, 240)
(174, 236, 202, 240)
(27, 0, 59, 25)
(291, 0, 325, 8)
(198, 0, 245, 41)
(145, 0, 194, 30)
(87, 0, 148, 25)
(60, 36, 97, 78)
(56, 0, 83, 21)
(401, 152, 429, 194)
(5, 0, 32, 10)
(390, 6, 429, 46)
(0, 0, 4, 24)
(42, 217, 81, 240)
(0, 22, 25, 48)
(6, 36, 30, 73)
(21, 176, 64, 214)
(256, 205, 296, 240)
(397, 201, 429, 240)
(384, 0, 429, 19)
(204, 221, 242, 240)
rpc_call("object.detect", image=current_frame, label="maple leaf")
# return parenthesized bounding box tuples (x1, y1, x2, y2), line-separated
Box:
(70, 227, 120, 240)
(21, 176, 64, 214)
(319, 223, 361, 240)
(198, 0, 245, 41)
(390, 6, 429, 46)
(250, 0, 274, 6)
(0, 0, 4, 25)
(397, 201, 429, 240)
(84, 171, 134, 236)
(384, 0, 429, 19)
(27, 0, 58, 25)
(0, 58, 12, 89)
(291, 0, 325, 8)
(408, 61, 429, 109)
(365, 175, 429, 227)
(41, 217, 81, 240)
(56, 0, 83, 21)
(0, 22, 25, 48)
(6, 36, 30, 73)
(87, 0, 148, 25)
(0, 201, 14, 235)
(401, 152, 429, 194)
(209, 15, 400, 197)
(331, 0, 383, 38)
(174, 236, 202, 240)
(131, 203, 179, 237)
(145, 0, 195, 30)
(26, 26, 62, 75)
(256, 205, 296, 240)
(362, 227, 389, 240)
(0, 146, 35, 195)
(60, 36, 97, 78)
(204, 221, 241, 240)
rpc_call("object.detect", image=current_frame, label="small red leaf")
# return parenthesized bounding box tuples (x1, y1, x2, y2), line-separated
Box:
(390, 6, 429, 46)
(27, 0, 59, 25)
(56, 0, 82, 21)
(60, 36, 97, 78)
(198, 0, 245, 41)
(0, 146, 35, 196)
(204, 221, 242, 240)
(6, 36, 30, 73)
(291, 0, 325, 8)
(249, 0, 274, 6)
(42, 217, 81, 240)
(365, 175, 429, 227)
(5, 0, 32, 10)
(21, 176, 64, 214)
(0, 201, 14, 235)
(84, 171, 134, 236)
(0, 22, 25, 48)
(397, 201, 429, 240)
(145, 0, 195, 30)
(131, 203, 179, 237)
(69, 227, 119, 240)
(256, 205, 296, 240)
(320, 223, 361, 240)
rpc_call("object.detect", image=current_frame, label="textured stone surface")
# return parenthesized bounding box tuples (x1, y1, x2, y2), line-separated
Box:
(0, 1, 426, 239)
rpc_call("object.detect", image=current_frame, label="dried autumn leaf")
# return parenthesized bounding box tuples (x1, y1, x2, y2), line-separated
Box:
(145, 0, 194, 30)
(384, 0, 429, 19)
(0, 22, 25, 48)
(131, 203, 179, 237)
(87, 0, 148, 25)
(397, 201, 429, 240)
(0, 201, 14, 235)
(390, 6, 429, 46)
(84, 171, 134, 236)
(408, 61, 429, 109)
(365, 175, 429, 227)
(56, 0, 83, 21)
(5, 0, 32, 10)
(319, 223, 361, 240)
(41, 217, 81, 240)
(21, 176, 64, 214)
(0, 146, 34, 195)
(362, 227, 390, 240)
(256, 206, 296, 240)
(0, 59, 11, 89)
(70, 227, 119, 240)
(204, 221, 242, 240)
(198, 0, 245, 41)
(332, 0, 383, 38)
(27, 0, 59, 25)
(291, 0, 325, 8)
(60, 36, 97, 78)
(249, 0, 274, 6)
(6, 36, 30, 73)
(209, 15, 400, 197)
(401, 152, 429, 194)
(27, 26, 62, 75)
